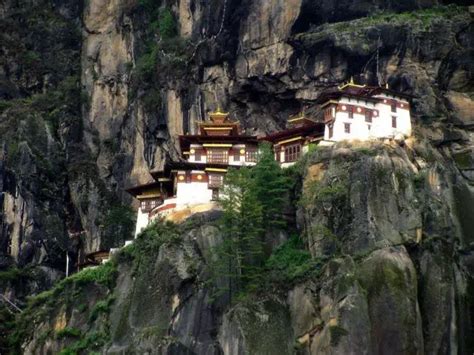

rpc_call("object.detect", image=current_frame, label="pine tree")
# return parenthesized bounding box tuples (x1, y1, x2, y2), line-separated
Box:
(209, 146, 291, 302)
(210, 167, 264, 302)
(251, 142, 290, 230)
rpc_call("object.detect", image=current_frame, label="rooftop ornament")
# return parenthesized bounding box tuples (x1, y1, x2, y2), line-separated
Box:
(338, 77, 366, 91)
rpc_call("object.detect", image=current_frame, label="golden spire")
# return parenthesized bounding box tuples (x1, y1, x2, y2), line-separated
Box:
(350, 76, 354, 85)
(209, 104, 229, 123)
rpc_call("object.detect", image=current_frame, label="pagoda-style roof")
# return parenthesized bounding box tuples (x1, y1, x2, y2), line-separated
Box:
(179, 134, 258, 152)
(197, 108, 241, 136)
(166, 160, 249, 171)
(125, 178, 173, 198)
(316, 79, 413, 105)
(261, 121, 325, 144)
(286, 112, 319, 129)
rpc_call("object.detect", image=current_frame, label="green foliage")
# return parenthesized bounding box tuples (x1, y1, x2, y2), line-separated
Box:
(101, 205, 136, 248)
(141, 88, 162, 112)
(67, 261, 117, 289)
(329, 4, 464, 32)
(56, 327, 81, 339)
(209, 146, 296, 301)
(354, 147, 377, 156)
(212, 168, 265, 300)
(252, 142, 291, 229)
(0, 267, 32, 283)
(88, 295, 116, 323)
(301, 179, 348, 208)
(156, 8, 177, 40)
(58, 331, 109, 355)
(130, 5, 189, 108)
(265, 235, 320, 286)
(453, 150, 472, 169)
(117, 220, 181, 275)
(28, 261, 118, 310)
(135, 46, 159, 82)
(0, 306, 15, 353)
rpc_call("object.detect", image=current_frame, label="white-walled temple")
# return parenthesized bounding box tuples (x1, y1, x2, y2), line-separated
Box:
(319, 80, 412, 142)
(127, 82, 413, 236)
(127, 109, 258, 236)
(260, 114, 324, 168)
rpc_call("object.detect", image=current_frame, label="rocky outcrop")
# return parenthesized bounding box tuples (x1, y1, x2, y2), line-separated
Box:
(1, 1, 474, 353)
(14, 143, 474, 354)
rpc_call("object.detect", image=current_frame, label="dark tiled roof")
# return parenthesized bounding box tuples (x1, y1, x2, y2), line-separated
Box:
(260, 122, 325, 143)
(316, 85, 414, 104)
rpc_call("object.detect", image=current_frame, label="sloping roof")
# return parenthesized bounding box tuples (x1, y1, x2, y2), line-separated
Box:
(124, 181, 163, 196)
(179, 134, 258, 151)
(316, 85, 414, 104)
(260, 122, 325, 143)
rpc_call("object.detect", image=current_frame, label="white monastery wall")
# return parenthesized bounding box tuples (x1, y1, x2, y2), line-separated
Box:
(134, 207, 149, 237)
(176, 180, 213, 206)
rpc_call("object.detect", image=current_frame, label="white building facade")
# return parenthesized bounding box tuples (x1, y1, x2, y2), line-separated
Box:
(321, 83, 412, 142)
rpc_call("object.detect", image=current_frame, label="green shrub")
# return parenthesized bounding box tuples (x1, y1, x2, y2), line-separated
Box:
(56, 327, 81, 339)
(157, 8, 177, 39)
(88, 295, 115, 323)
(265, 235, 320, 285)
(0, 267, 32, 283)
(67, 261, 118, 289)
(101, 204, 136, 248)
(58, 331, 109, 355)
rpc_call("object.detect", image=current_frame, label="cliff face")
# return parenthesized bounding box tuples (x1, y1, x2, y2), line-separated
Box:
(1, 0, 474, 353)
(13, 142, 474, 354)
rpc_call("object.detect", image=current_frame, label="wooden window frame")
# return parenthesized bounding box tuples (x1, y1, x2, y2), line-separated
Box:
(245, 149, 258, 163)
(284, 144, 301, 163)
(344, 123, 351, 134)
(365, 110, 372, 123)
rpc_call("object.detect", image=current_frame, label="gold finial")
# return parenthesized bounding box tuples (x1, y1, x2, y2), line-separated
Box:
(350, 76, 354, 84)
(385, 83, 389, 89)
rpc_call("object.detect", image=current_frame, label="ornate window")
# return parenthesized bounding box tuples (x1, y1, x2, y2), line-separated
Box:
(208, 174, 224, 188)
(140, 198, 162, 213)
(245, 149, 258, 163)
(207, 149, 228, 164)
(284, 144, 301, 162)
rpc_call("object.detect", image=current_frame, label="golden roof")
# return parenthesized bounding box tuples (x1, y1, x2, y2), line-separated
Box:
(209, 106, 230, 123)
(338, 77, 366, 90)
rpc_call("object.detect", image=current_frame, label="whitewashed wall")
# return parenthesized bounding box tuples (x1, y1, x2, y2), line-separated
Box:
(134, 207, 149, 238)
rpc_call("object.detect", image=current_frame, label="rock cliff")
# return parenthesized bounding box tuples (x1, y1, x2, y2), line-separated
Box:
(10, 141, 474, 354)
(0, 0, 473, 354)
